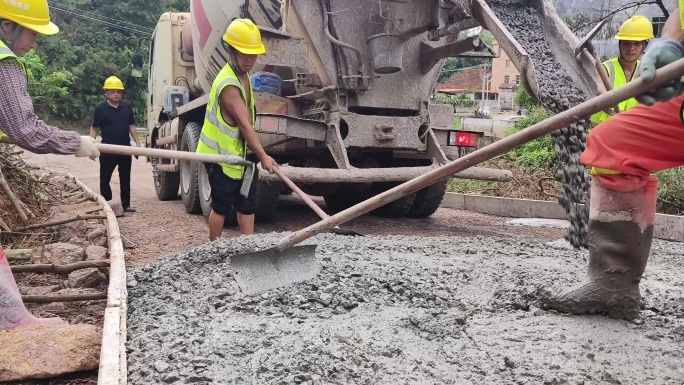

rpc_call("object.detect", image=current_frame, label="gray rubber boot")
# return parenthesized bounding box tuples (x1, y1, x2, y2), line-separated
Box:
(540, 177, 657, 319)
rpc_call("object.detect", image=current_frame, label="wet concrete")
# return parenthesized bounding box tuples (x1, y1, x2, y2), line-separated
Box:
(127, 234, 684, 384)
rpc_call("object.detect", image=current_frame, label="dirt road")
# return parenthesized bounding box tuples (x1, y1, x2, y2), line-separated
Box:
(23, 152, 567, 267)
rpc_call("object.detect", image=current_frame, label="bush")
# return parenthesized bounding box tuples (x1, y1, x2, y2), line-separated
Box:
(505, 107, 555, 168)
(434, 93, 477, 108)
(656, 168, 684, 215)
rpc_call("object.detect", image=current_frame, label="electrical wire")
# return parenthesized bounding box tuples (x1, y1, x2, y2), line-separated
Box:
(49, 5, 153, 36)
(49, 2, 153, 33)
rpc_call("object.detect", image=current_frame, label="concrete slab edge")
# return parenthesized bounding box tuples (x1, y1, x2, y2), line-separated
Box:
(64, 173, 127, 385)
(441, 192, 684, 242)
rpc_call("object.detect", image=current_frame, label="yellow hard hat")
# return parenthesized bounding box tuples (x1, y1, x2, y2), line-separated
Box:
(222, 18, 266, 55)
(614, 16, 655, 41)
(103, 76, 124, 90)
(0, 0, 59, 35)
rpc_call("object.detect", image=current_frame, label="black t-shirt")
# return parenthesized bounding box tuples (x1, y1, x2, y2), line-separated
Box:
(91, 101, 136, 146)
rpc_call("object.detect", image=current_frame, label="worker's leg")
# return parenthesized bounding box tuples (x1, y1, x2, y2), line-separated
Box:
(0, 243, 62, 330)
(579, 95, 684, 190)
(205, 164, 236, 241)
(540, 176, 657, 319)
(99, 154, 117, 201)
(236, 213, 255, 235)
(542, 95, 684, 318)
(234, 176, 258, 235)
(118, 155, 133, 211)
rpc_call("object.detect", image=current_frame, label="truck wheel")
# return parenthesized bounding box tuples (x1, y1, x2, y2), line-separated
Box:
(323, 184, 363, 212)
(406, 179, 448, 218)
(180, 122, 202, 214)
(198, 162, 214, 217)
(154, 171, 180, 201)
(369, 182, 417, 218)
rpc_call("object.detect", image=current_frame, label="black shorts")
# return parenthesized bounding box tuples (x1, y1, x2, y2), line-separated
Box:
(205, 163, 257, 216)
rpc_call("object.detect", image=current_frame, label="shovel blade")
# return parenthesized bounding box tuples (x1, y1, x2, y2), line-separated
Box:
(230, 245, 319, 295)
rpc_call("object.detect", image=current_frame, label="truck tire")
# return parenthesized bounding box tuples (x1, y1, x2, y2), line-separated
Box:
(323, 184, 363, 212)
(369, 182, 417, 218)
(198, 162, 214, 217)
(406, 179, 447, 218)
(180, 122, 202, 214)
(154, 171, 180, 201)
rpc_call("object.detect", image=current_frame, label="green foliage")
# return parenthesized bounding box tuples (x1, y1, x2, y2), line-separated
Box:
(514, 86, 537, 109)
(434, 93, 477, 108)
(505, 107, 556, 167)
(453, 116, 461, 129)
(655, 168, 684, 215)
(562, 14, 590, 32)
(23, 0, 190, 128)
(20, 51, 75, 120)
(446, 178, 500, 194)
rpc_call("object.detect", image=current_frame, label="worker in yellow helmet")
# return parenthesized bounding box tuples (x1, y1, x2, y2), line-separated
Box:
(541, 4, 684, 319)
(0, 0, 100, 331)
(591, 16, 655, 124)
(196, 18, 276, 240)
(89, 76, 142, 213)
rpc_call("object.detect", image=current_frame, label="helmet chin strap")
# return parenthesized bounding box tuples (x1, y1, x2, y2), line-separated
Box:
(2, 24, 23, 50)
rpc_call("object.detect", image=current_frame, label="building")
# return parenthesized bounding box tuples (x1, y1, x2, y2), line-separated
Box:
(490, 40, 521, 94)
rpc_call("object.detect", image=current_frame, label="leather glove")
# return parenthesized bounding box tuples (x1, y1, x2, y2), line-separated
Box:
(75, 136, 100, 159)
(637, 38, 684, 106)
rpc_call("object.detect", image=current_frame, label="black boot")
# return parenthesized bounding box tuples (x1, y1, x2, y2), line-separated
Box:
(540, 177, 657, 319)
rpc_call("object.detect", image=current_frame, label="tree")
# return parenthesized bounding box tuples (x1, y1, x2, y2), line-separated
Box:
(27, 1, 191, 128)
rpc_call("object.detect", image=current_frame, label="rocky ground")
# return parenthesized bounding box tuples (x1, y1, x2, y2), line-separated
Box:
(127, 233, 684, 385)
(2, 172, 112, 384)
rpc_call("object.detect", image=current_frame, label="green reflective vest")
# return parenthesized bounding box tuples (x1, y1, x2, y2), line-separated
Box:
(0, 40, 25, 141)
(196, 64, 255, 179)
(681, 0, 684, 30)
(590, 57, 640, 124)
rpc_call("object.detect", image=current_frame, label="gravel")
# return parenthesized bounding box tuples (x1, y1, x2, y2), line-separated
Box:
(127, 233, 684, 384)
(488, 0, 592, 249)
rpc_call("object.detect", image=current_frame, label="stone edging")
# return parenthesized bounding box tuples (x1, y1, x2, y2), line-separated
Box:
(441, 192, 684, 242)
(62, 173, 127, 385)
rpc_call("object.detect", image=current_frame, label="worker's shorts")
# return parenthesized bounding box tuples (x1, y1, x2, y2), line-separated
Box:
(204, 163, 257, 216)
(580, 94, 684, 192)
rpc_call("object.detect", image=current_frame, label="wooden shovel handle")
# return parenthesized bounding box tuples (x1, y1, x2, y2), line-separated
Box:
(95, 143, 253, 166)
(272, 166, 330, 220)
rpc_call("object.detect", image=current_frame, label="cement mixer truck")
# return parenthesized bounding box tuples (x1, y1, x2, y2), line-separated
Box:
(145, 0, 602, 223)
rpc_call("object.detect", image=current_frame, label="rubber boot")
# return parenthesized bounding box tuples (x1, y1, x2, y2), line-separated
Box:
(0, 244, 63, 330)
(540, 177, 657, 319)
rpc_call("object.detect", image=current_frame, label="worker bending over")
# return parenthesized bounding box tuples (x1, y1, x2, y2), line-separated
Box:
(196, 18, 276, 241)
(591, 16, 655, 124)
(0, 0, 99, 330)
(543, 4, 684, 319)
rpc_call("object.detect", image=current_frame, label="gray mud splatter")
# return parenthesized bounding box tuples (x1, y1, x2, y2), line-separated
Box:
(487, 0, 591, 249)
(127, 234, 684, 384)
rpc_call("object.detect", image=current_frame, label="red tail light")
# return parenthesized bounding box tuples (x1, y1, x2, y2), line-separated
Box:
(448, 131, 478, 147)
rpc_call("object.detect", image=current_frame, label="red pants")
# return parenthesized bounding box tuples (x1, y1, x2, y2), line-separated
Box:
(581, 95, 684, 192)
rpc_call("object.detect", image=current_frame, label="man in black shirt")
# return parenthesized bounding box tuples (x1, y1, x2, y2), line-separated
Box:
(90, 76, 141, 213)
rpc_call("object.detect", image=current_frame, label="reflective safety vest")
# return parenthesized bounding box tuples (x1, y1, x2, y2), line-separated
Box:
(590, 57, 640, 124)
(196, 63, 255, 179)
(681, 0, 684, 31)
(0, 40, 25, 142)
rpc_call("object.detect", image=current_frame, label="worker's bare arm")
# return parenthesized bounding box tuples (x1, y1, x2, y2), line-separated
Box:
(219, 86, 276, 173)
(662, 6, 684, 44)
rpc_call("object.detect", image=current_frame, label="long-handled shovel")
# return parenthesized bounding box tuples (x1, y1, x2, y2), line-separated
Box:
(95, 143, 253, 167)
(272, 165, 363, 236)
(229, 58, 684, 295)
